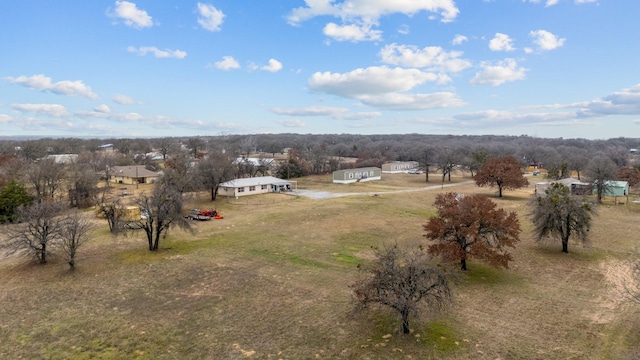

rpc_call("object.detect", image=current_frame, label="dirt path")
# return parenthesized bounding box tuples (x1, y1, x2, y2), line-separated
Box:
(294, 180, 475, 199)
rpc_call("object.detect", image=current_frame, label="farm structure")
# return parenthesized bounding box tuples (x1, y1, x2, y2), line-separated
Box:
(593, 180, 629, 197)
(217, 176, 294, 198)
(109, 165, 160, 185)
(332, 167, 382, 184)
(381, 161, 419, 173)
(535, 177, 591, 196)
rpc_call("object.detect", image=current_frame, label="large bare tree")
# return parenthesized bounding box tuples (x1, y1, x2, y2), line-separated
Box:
(131, 183, 192, 251)
(351, 244, 452, 334)
(4, 202, 64, 263)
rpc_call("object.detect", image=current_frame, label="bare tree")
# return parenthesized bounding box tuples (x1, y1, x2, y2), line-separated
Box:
(96, 197, 127, 234)
(352, 244, 452, 334)
(131, 183, 192, 251)
(186, 137, 205, 158)
(59, 211, 95, 269)
(585, 156, 618, 204)
(24, 158, 66, 202)
(529, 183, 594, 253)
(5, 202, 64, 263)
(196, 153, 234, 201)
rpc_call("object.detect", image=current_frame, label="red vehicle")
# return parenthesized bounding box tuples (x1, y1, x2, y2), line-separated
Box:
(197, 208, 223, 219)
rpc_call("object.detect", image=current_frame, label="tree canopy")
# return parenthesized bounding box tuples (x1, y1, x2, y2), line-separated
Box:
(529, 182, 594, 253)
(351, 244, 451, 334)
(424, 192, 521, 271)
(474, 156, 529, 197)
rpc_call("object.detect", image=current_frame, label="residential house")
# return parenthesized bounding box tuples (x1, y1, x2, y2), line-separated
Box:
(333, 167, 382, 184)
(109, 165, 160, 185)
(382, 161, 419, 173)
(217, 176, 293, 198)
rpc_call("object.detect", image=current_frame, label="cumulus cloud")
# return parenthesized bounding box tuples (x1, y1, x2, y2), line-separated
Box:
(309, 66, 439, 98)
(379, 43, 472, 73)
(470, 59, 527, 86)
(529, 30, 565, 51)
(287, 0, 460, 25)
(12, 103, 69, 118)
(576, 84, 640, 117)
(261, 59, 283, 73)
(323, 22, 382, 42)
(109, 1, 153, 29)
(6, 74, 98, 99)
(213, 56, 240, 70)
(358, 92, 465, 110)
(0, 114, 13, 123)
(113, 94, 139, 104)
(94, 104, 111, 113)
(524, 0, 559, 6)
(127, 46, 187, 59)
(489, 33, 515, 51)
(452, 34, 468, 45)
(197, 3, 225, 31)
(277, 119, 306, 127)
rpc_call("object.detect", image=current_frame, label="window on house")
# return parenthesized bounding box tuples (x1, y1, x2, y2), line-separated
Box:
(349, 173, 353, 179)
(249, 186, 256, 191)
(261, 185, 267, 190)
(370, 171, 374, 176)
(238, 187, 245, 193)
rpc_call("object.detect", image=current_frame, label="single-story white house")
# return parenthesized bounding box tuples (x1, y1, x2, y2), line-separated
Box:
(381, 161, 419, 173)
(46, 154, 78, 164)
(333, 167, 382, 184)
(109, 165, 160, 185)
(217, 176, 293, 197)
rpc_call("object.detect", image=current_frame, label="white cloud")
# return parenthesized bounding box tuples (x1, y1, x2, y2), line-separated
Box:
(94, 104, 111, 113)
(261, 59, 283, 73)
(489, 33, 515, 51)
(452, 34, 468, 45)
(12, 103, 68, 118)
(323, 22, 382, 42)
(397, 24, 410, 35)
(113, 94, 139, 104)
(110, 1, 153, 29)
(213, 56, 240, 70)
(272, 106, 381, 120)
(470, 58, 527, 86)
(308, 66, 439, 98)
(379, 43, 471, 73)
(529, 30, 565, 51)
(287, 0, 460, 25)
(127, 46, 187, 59)
(197, 3, 225, 31)
(358, 92, 465, 110)
(576, 84, 640, 117)
(575, 0, 597, 3)
(524, 0, 559, 6)
(0, 114, 13, 123)
(277, 119, 306, 127)
(6, 74, 98, 99)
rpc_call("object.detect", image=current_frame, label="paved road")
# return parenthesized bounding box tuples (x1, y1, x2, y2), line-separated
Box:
(294, 180, 475, 199)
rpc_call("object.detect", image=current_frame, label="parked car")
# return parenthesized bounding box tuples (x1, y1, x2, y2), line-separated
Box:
(408, 169, 422, 174)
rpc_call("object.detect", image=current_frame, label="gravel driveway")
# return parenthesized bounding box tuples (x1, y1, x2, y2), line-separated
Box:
(294, 180, 475, 199)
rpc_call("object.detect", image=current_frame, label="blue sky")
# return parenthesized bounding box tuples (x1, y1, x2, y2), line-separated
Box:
(1, 0, 639, 139)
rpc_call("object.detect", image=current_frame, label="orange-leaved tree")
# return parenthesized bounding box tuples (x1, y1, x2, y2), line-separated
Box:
(424, 192, 521, 271)
(474, 155, 528, 197)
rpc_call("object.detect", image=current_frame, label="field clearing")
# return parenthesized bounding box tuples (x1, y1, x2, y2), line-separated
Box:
(1, 175, 639, 359)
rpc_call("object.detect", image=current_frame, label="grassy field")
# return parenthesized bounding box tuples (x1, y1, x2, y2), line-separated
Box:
(1, 174, 639, 359)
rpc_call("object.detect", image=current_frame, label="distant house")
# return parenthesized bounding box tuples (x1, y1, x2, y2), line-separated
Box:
(46, 154, 78, 164)
(217, 176, 293, 198)
(333, 167, 382, 184)
(109, 165, 160, 185)
(382, 161, 419, 173)
(535, 177, 591, 196)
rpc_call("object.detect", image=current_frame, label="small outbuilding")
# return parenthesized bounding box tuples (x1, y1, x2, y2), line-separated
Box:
(535, 177, 591, 196)
(381, 161, 419, 173)
(594, 180, 629, 197)
(217, 176, 293, 198)
(332, 167, 382, 184)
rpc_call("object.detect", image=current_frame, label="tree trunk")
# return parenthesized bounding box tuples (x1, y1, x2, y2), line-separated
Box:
(562, 238, 568, 253)
(498, 186, 503, 197)
(401, 309, 410, 334)
(460, 258, 467, 271)
(40, 244, 47, 264)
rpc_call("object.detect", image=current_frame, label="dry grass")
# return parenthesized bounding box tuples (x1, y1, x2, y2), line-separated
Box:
(1, 176, 639, 359)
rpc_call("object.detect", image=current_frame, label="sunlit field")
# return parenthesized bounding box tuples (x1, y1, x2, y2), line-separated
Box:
(1, 174, 639, 359)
